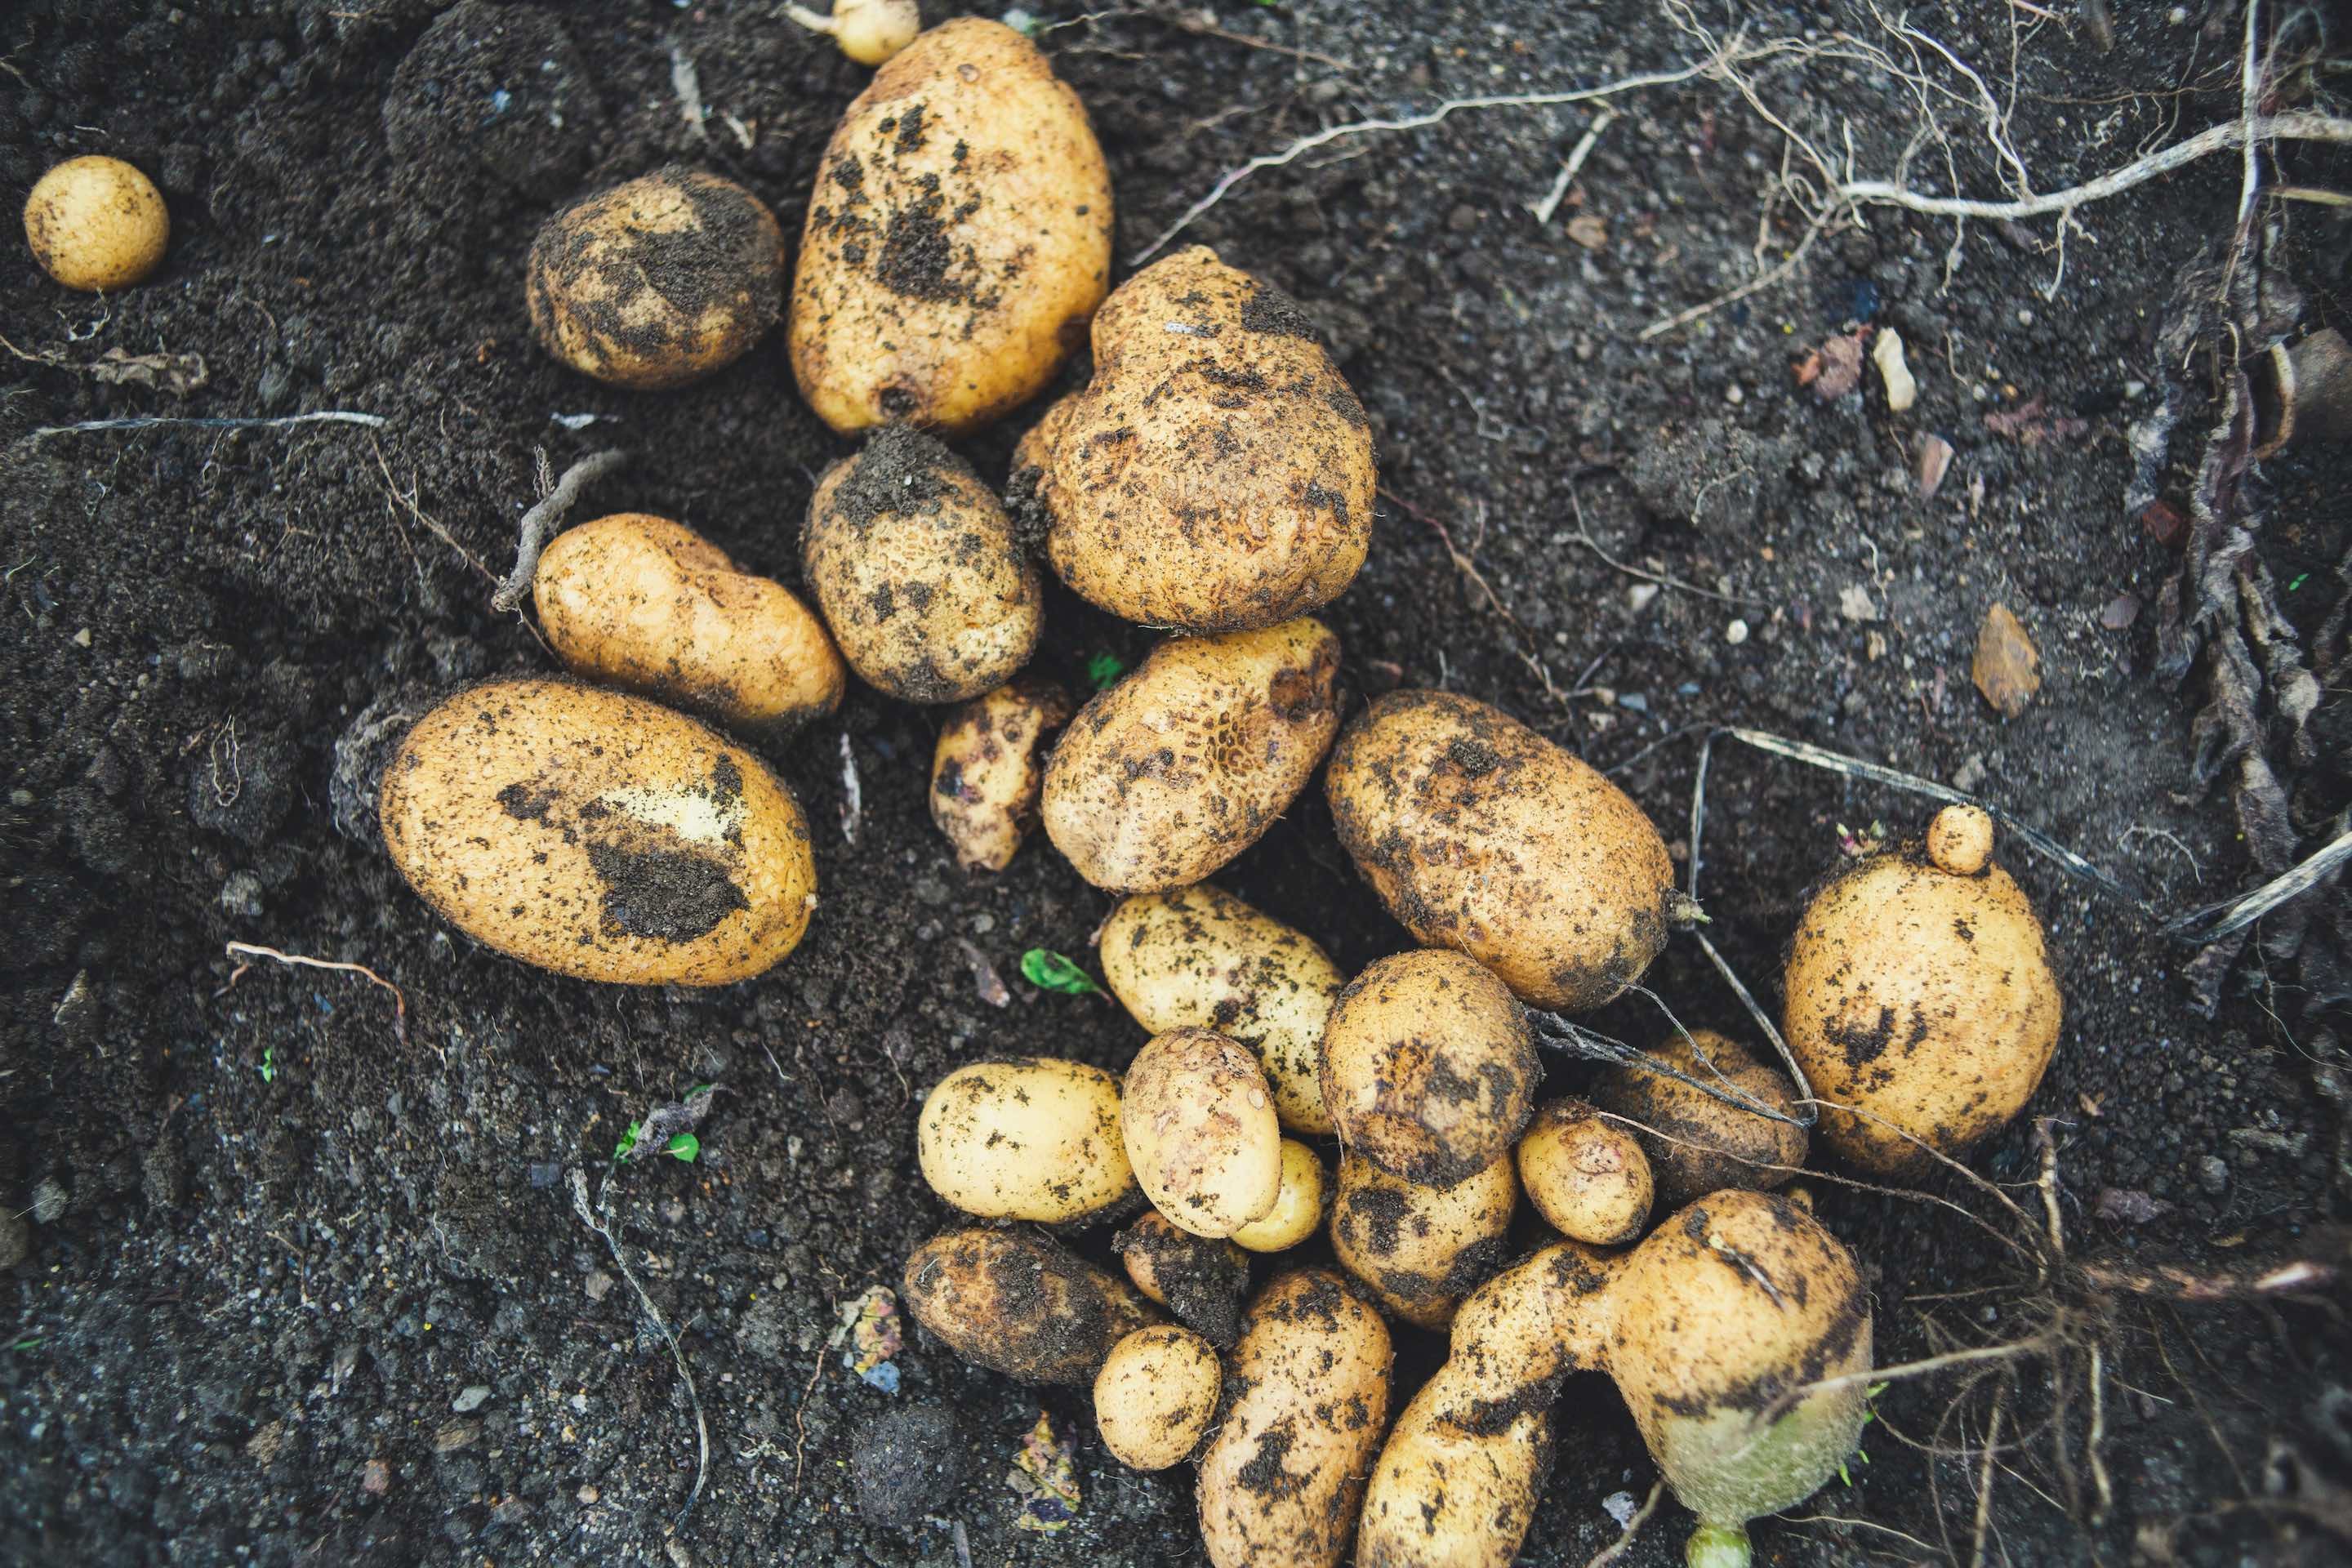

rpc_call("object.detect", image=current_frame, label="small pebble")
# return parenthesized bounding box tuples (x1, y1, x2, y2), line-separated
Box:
(452, 1385, 491, 1414)
(585, 1271, 614, 1302)
(31, 1178, 66, 1224)
(1725, 618, 1750, 646)
(362, 1459, 391, 1496)
(1627, 582, 1659, 612)
(2198, 1155, 2230, 1196)
(528, 1162, 562, 1188)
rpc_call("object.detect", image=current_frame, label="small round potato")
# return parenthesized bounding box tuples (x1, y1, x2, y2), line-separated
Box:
(917, 1058, 1134, 1224)
(1113, 1212, 1250, 1347)
(1320, 951, 1539, 1189)
(1122, 1027, 1283, 1239)
(1516, 1097, 1654, 1245)
(535, 513, 844, 730)
(1094, 1325, 1222, 1471)
(1098, 884, 1344, 1134)
(803, 425, 1042, 702)
(1588, 1030, 1806, 1206)
(25, 157, 168, 292)
(931, 678, 1071, 872)
(1926, 802, 1995, 876)
(378, 679, 816, 985)
(902, 1227, 1160, 1385)
(1330, 1151, 1517, 1330)
(1231, 1139, 1326, 1253)
(528, 166, 783, 390)
(1042, 617, 1341, 893)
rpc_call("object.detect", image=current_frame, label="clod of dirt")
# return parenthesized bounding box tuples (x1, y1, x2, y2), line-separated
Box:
(852, 1402, 963, 1528)
(328, 684, 437, 849)
(0, 1207, 28, 1270)
(382, 2, 597, 203)
(1971, 604, 2042, 719)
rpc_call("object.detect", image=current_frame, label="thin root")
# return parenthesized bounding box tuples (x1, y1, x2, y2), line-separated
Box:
(220, 942, 407, 1047)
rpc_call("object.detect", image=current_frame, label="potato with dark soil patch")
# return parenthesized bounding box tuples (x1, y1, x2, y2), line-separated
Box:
(1113, 1212, 1250, 1347)
(1588, 1030, 1806, 1205)
(1330, 1150, 1516, 1330)
(902, 1227, 1160, 1385)
(930, 677, 1071, 871)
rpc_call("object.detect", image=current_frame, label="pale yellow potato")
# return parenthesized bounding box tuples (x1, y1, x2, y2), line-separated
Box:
(902, 1227, 1160, 1385)
(1588, 1030, 1806, 1206)
(1230, 1139, 1325, 1253)
(1113, 1212, 1250, 1346)
(1015, 246, 1376, 632)
(1785, 813, 2061, 1176)
(1330, 1151, 1517, 1330)
(916, 1058, 1134, 1223)
(1925, 802, 1994, 875)
(1121, 1027, 1282, 1239)
(1093, 1325, 1222, 1471)
(1042, 617, 1340, 893)
(797, 0, 920, 65)
(1325, 690, 1684, 1011)
(378, 679, 815, 986)
(24, 157, 168, 292)
(930, 678, 1071, 872)
(1515, 1097, 1653, 1245)
(528, 167, 782, 390)
(1098, 883, 1343, 1133)
(803, 425, 1042, 702)
(789, 18, 1111, 434)
(1197, 1270, 1392, 1568)
(1319, 951, 1539, 1189)
(534, 513, 844, 730)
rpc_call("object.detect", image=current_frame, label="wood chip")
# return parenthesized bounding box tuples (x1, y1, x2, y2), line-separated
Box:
(1971, 603, 2042, 718)
(1565, 214, 1607, 250)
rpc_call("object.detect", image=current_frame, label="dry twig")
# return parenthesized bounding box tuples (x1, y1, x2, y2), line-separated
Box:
(1582, 1478, 1665, 1567)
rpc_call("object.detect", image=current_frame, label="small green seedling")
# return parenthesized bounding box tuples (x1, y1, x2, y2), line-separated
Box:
(259, 1046, 276, 1084)
(1837, 1381, 1889, 1486)
(615, 1124, 700, 1162)
(1084, 651, 1126, 690)
(1022, 949, 1103, 996)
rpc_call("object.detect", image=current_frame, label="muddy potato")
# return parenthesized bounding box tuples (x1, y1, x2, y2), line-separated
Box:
(528, 167, 783, 390)
(803, 426, 1043, 702)
(917, 1058, 1134, 1224)
(534, 514, 844, 730)
(1325, 690, 1684, 1011)
(1515, 1097, 1653, 1245)
(1094, 1325, 1222, 1471)
(1319, 951, 1539, 1189)
(790, 18, 1111, 435)
(931, 678, 1071, 872)
(1098, 883, 1343, 1133)
(1231, 1139, 1326, 1254)
(1042, 618, 1340, 893)
(902, 1227, 1160, 1385)
(1122, 1028, 1282, 1238)
(1785, 805, 2062, 1176)
(378, 679, 815, 986)
(1588, 1030, 1806, 1206)
(1014, 245, 1376, 632)
(24, 156, 168, 292)
(1197, 1270, 1393, 1568)
(1330, 1151, 1516, 1330)
(1113, 1212, 1250, 1347)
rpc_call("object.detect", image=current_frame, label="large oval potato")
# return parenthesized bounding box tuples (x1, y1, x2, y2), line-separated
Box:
(930, 678, 1071, 872)
(916, 1058, 1134, 1223)
(1098, 883, 1343, 1133)
(902, 1227, 1160, 1385)
(789, 18, 1111, 435)
(1042, 618, 1341, 893)
(1197, 1270, 1393, 1568)
(379, 679, 815, 985)
(1094, 1325, 1222, 1472)
(535, 513, 844, 730)
(1588, 1029, 1806, 1205)
(1122, 1028, 1282, 1239)
(1330, 1151, 1517, 1330)
(1015, 245, 1376, 632)
(1326, 689, 1682, 1011)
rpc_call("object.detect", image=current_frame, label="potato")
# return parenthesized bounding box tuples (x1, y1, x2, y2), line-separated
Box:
(378, 679, 815, 985)
(1041, 617, 1340, 893)
(1014, 246, 1376, 633)
(1325, 690, 1685, 1011)
(1122, 1028, 1283, 1239)
(789, 18, 1111, 435)
(1094, 1325, 1222, 1471)
(902, 1227, 1160, 1385)
(803, 426, 1044, 702)
(534, 513, 844, 730)
(528, 167, 783, 390)
(24, 157, 168, 292)
(917, 1058, 1134, 1224)
(1785, 805, 2061, 1176)
(930, 678, 1071, 872)
(1588, 1030, 1806, 1206)
(1098, 884, 1343, 1133)
(1196, 1270, 1393, 1568)
(1330, 1151, 1516, 1330)
(1231, 1139, 1326, 1254)
(1515, 1097, 1652, 1245)
(1319, 951, 1539, 1189)
(788, 0, 920, 66)
(1112, 1212, 1250, 1347)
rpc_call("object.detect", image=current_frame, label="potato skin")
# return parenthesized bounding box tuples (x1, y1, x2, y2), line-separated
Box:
(930, 678, 1071, 872)
(1330, 1151, 1517, 1330)
(1319, 951, 1539, 1189)
(1123, 1028, 1283, 1238)
(534, 514, 844, 730)
(1014, 245, 1375, 632)
(528, 167, 782, 390)
(804, 426, 1042, 702)
(1588, 1030, 1806, 1206)
(1516, 1097, 1653, 1245)
(1325, 690, 1681, 1011)
(789, 18, 1111, 435)
(902, 1227, 1160, 1385)
(378, 679, 815, 986)
(1112, 1212, 1250, 1348)
(1231, 1139, 1327, 1254)
(25, 157, 168, 292)
(1042, 618, 1341, 893)
(1197, 1270, 1393, 1568)
(1098, 883, 1343, 1133)
(1094, 1325, 1222, 1471)
(916, 1058, 1134, 1224)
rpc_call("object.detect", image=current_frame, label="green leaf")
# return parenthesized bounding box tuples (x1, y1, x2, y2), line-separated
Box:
(1838, 1460, 1851, 1486)
(614, 1120, 643, 1161)
(2289, 572, 2309, 591)
(1084, 652, 1126, 690)
(1022, 949, 1103, 996)
(666, 1132, 700, 1163)
(259, 1046, 275, 1084)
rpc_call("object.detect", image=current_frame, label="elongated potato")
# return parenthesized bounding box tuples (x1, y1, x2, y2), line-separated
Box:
(379, 679, 815, 985)
(1326, 690, 1684, 1011)
(1231, 1139, 1326, 1253)
(1113, 1212, 1250, 1347)
(535, 514, 844, 730)
(789, 18, 1111, 434)
(1330, 1151, 1517, 1330)
(902, 1227, 1160, 1384)
(1588, 1030, 1806, 1206)
(1123, 1028, 1282, 1238)
(1516, 1097, 1653, 1245)
(1197, 1270, 1393, 1568)
(1098, 884, 1343, 1133)
(917, 1058, 1133, 1223)
(930, 679, 1071, 872)
(1042, 618, 1341, 893)
(1094, 1325, 1222, 1471)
